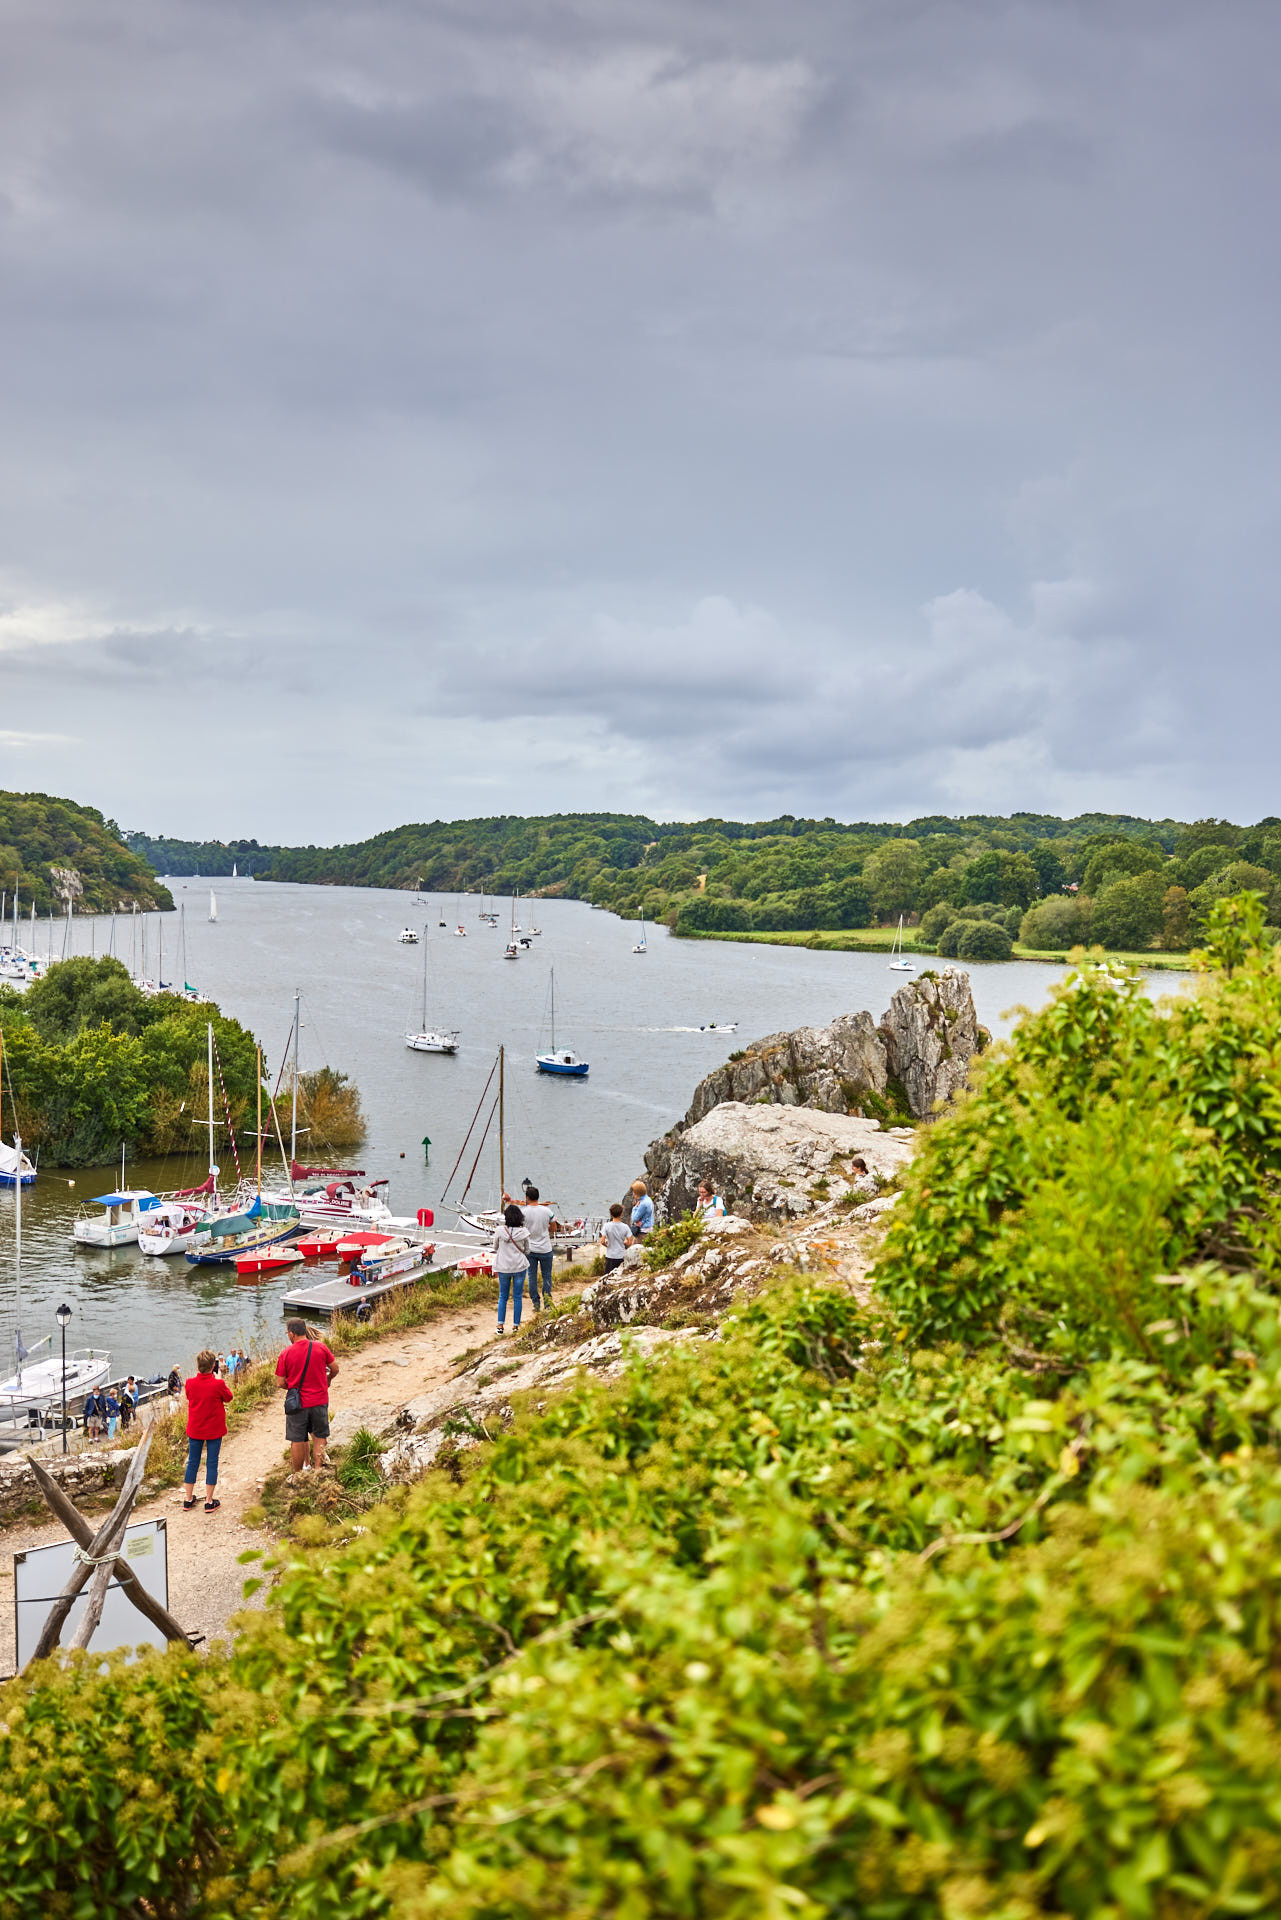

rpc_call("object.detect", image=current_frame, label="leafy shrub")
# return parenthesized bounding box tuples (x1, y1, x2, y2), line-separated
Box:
(1090, 870, 1165, 950)
(644, 1211, 703, 1267)
(1020, 892, 1091, 949)
(918, 901, 957, 942)
(955, 919, 1013, 961)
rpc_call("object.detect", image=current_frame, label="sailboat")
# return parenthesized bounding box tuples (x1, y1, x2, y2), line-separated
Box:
(209, 889, 218, 923)
(405, 933, 460, 1054)
(503, 892, 521, 959)
(536, 970, 589, 1076)
(177, 904, 199, 1000)
(1, 1128, 110, 1423)
(186, 1043, 298, 1265)
(0, 1036, 36, 1186)
(888, 915, 914, 973)
(633, 911, 647, 954)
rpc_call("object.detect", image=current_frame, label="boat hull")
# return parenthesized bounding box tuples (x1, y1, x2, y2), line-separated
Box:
(536, 1055, 590, 1077)
(186, 1218, 300, 1266)
(405, 1031, 459, 1054)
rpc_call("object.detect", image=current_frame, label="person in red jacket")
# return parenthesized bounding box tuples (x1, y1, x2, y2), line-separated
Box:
(183, 1348, 233, 1513)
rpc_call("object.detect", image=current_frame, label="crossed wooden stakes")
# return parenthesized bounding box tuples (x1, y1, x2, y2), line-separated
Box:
(26, 1432, 194, 1663)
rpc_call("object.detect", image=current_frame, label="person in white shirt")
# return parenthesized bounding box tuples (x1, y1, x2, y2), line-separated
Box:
(600, 1203, 633, 1273)
(694, 1179, 725, 1222)
(493, 1204, 532, 1332)
(506, 1184, 556, 1311)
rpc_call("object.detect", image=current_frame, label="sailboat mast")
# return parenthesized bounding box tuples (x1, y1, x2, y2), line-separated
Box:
(256, 1045, 263, 1195)
(206, 1021, 216, 1182)
(498, 1045, 505, 1200)
(290, 991, 300, 1165)
(549, 970, 556, 1052)
(13, 1128, 21, 1391)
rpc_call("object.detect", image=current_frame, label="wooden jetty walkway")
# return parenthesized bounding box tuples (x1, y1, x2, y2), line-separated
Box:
(280, 1236, 488, 1319)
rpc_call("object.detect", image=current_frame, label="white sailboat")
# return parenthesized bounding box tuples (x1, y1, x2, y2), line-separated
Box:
(209, 888, 218, 923)
(1, 1130, 110, 1421)
(888, 915, 914, 972)
(633, 910, 647, 954)
(405, 933, 459, 1054)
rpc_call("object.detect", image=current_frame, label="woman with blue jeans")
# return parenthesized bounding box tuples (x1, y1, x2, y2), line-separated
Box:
(493, 1204, 531, 1333)
(183, 1348, 233, 1513)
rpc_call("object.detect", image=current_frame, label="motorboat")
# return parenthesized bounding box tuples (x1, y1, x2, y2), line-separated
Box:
(536, 970, 589, 1077)
(0, 1345, 111, 1422)
(297, 1227, 353, 1258)
(137, 1200, 211, 1257)
(262, 1171, 399, 1226)
(398, 928, 419, 943)
(454, 925, 467, 937)
(346, 1237, 427, 1286)
(73, 1190, 160, 1248)
(503, 943, 520, 960)
(699, 1022, 738, 1033)
(0, 1139, 35, 1189)
(335, 1230, 396, 1261)
(185, 1199, 301, 1266)
(236, 1246, 305, 1279)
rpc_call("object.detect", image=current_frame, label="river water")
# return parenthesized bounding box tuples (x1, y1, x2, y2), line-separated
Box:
(0, 880, 1167, 1382)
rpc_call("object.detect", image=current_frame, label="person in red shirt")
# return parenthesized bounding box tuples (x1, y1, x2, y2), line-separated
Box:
(275, 1317, 339, 1473)
(183, 1349, 233, 1513)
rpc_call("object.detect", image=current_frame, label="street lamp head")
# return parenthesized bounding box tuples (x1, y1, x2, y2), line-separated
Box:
(56, 1303, 72, 1328)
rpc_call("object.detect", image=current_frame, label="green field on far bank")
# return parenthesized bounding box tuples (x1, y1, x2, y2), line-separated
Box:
(680, 924, 1196, 970)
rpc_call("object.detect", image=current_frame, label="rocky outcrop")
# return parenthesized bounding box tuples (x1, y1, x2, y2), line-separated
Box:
(682, 1011, 887, 1125)
(650, 1103, 915, 1222)
(881, 969, 979, 1119)
(643, 970, 978, 1220)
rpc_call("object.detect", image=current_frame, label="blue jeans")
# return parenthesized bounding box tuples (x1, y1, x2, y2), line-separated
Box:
(497, 1268, 525, 1327)
(185, 1435, 222, 1488)
(527, 1250, 553, 1307)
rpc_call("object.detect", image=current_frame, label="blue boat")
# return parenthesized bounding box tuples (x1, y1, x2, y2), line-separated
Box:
(0, 1140, 36, 1188)
(535, 971, 589, 1078)
(185, 1197, 300, 1265)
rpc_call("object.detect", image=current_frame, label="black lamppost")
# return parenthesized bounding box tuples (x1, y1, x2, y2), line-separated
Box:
(56, 1303, 71, 1454)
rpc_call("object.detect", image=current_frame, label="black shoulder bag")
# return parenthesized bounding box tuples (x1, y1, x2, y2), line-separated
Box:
(284, 1340, 313, 1416)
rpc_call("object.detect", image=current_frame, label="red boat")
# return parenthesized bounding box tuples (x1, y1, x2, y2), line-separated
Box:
(335, 1231, 395, 1261)
(235, 1247, 305, 1279)
(297, 1229, 349, 1259)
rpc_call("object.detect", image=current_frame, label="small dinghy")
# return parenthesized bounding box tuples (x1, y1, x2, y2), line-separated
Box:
(235, 1246, 304, 1279)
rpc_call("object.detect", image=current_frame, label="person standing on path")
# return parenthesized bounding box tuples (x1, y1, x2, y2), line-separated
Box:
(275, 1318, 339, 1473)
(630, 1180, 655, 1241)
(600, 1204, 633, 1274)
(493, 1204, 531, 1333)
(183, 1349, 232, 1513)
(506, 1184, 556, 1312)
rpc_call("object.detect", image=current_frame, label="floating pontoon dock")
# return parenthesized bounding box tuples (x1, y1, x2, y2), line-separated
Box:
(280, 1235, 487, 1319)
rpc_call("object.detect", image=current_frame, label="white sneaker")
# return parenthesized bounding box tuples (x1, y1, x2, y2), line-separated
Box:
(496, 1324, 506, 1335)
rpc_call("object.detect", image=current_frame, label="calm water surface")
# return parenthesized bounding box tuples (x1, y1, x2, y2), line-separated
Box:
(1, 882, 1186, 1380)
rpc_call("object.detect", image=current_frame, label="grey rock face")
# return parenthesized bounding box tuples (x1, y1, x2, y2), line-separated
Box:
(644, 969, 980, 1221)
(881, 968, 979, 1119)
(682, 1010, 887, 1125)
(653, 1101, 915, 1221)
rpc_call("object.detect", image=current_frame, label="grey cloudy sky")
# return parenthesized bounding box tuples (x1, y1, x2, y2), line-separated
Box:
(0, 0, 1278, 840)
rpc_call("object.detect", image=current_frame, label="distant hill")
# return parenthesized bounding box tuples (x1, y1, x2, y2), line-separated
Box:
(120, 806, 1271, 933)
(0, 791, 173, 913)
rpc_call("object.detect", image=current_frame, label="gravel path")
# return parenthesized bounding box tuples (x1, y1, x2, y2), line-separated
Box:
(0, 1303, 497, 1674)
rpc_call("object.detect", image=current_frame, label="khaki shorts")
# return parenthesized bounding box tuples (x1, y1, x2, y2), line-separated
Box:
(285, 1402, 331, 1443)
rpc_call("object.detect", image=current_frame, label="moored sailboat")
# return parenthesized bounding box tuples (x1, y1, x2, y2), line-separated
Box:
(405, 932, 460, 1055)
(536, 970, 589, 1077)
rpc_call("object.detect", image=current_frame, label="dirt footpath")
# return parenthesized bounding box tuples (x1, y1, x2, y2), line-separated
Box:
(0, 1303, 497, 1674)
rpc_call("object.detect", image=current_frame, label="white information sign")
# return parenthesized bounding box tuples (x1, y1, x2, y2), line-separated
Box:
(14, 1519, 170, 1668)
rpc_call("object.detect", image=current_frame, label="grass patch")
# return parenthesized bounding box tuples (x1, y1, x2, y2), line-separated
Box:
(258, 1427, 392, 1540)
(643, 1214, 703, 1270)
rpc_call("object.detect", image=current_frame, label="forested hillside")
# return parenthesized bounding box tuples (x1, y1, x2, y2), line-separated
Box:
(128, 807, 1281, 952)
(0, 791, 172, 913)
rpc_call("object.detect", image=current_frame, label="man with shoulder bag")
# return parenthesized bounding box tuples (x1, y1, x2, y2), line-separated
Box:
(275, 1318, 339, 1473)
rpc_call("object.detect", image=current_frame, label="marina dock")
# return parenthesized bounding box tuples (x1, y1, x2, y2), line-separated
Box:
(280, 1236, 488, 1319)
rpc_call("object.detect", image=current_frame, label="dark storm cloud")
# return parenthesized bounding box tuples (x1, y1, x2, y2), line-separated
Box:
(0, 0, 1278, 836)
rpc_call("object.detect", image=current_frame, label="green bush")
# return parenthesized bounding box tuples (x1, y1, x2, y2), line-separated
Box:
(643, 1211, 703, 1267)
(955, 918, 1014, 961)
(918, 900, 956, 942)
(1020, 893, 1091, 949)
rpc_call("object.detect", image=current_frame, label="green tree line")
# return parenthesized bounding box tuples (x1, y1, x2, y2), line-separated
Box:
(0, 958, 364, 1167)
(126, 805, 1281, 945)
(7, 903, 1281, 1910)
(0, 790, 173, 915)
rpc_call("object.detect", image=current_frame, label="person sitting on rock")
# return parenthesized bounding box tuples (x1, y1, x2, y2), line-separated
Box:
(695, 1179, 725, 1222)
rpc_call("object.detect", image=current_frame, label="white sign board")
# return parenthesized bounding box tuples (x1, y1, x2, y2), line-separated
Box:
(15, 1519, 169, 1668)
